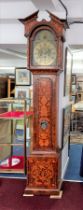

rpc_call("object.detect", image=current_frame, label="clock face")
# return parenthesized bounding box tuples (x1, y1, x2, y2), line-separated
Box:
(32, 30, 57, 66)
(33, 41, 56, 66)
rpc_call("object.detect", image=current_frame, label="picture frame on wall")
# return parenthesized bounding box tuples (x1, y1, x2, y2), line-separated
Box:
(15, 67, 31, 86)
(64, 47, 73, 96)
(31, 72, 33, 85)
(72, 74, 76, 84)
(15, 86, 29, 99)
(77, 81, 82, 91)
(72, 84, 76, 95)
(62, 105, 71, 148)
(71, 95, 76, 103)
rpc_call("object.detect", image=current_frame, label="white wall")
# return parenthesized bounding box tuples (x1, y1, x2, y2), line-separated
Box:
(66, 24, 83, 45)
(0, 58, 27, 68)
(0, 21, 26, 44)
(0, 58, 27, 76)
(58, 41, 70, 179)
(1, 21, 83, 45)
(61, 141, 69, 178)
(0, 1, 37, 19)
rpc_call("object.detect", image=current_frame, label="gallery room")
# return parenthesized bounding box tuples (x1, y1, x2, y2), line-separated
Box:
(0, 0, 83, 209)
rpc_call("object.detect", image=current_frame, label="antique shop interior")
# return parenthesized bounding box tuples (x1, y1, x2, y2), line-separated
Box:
(0, 0, 83, 205)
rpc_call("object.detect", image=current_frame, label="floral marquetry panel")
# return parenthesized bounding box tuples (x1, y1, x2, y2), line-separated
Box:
(38, 78, 52, 148)
(33, 74, 58, 151)
(27, 155, 60, 189)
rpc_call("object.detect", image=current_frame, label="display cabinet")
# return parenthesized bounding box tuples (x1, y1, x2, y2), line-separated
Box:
(0, 98, 33, 174)
(71, 74, 77, 103)
(7, 77, 15, 97)
(0, 77, 7, 98)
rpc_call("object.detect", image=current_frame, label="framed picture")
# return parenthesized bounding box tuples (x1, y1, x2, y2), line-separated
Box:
(77, 75, 83, 82)
(77, 81, 83, 91)
(15, 86, 29, 99)
(62, 105, 71, 147)
(72, 84, 76, 95)
(15, 67, 31, 85)
(71, 95, 76, 103)
(31, 73, 33, 85)
(72, 74, 76, 84)
(64, 47, 73, 96)
(29, 86, 33, 108)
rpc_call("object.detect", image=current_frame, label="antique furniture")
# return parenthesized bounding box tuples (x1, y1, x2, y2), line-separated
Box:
(0, 77, 7, 98)
(0, 76, 15, 98)
(71, 101, 83, 132)
(20, 11, 68, 196)
(0, 98, 33, 173)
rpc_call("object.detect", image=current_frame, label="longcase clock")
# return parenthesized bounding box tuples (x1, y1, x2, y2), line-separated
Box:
(20, 11, 68, 196)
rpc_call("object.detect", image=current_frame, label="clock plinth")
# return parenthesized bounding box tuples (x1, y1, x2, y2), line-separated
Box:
(24, 153, 62, 196)
(20, 10, 68, 196)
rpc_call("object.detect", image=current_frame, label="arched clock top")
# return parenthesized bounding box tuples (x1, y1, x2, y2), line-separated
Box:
(19, 11, 68, 70)
(19, 10, 68, 41)
(29, 24, 63, 40)
(30, 27, 58, 67)
(28, 25, 64, 69)
(30, 25, 57, 40)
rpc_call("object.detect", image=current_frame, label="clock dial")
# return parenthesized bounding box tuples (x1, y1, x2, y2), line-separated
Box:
(32, 30, 57, 66)
(33, 41, 56, 66)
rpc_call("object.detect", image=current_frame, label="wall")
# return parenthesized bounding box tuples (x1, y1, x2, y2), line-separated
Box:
(66, 24, 83, 46)
(61, 141, 69, 178)
(0, 58, 26, 68)
(58, 41, 70, 179)
(0, 21, 26, 44)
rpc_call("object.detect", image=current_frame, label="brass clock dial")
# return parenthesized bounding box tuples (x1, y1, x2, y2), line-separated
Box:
(32, 30, 57, 66)
(33, 41, 56, 66)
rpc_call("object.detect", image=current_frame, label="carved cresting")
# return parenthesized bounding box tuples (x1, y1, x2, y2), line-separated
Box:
(27, 156, 59, 189)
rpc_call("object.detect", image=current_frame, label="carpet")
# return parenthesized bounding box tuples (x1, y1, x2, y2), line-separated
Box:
(0, 179, 83, 210)
(64, 144, 83, 181)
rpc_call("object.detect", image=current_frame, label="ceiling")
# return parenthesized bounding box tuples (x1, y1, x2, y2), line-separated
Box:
(0, 0, 83, 70)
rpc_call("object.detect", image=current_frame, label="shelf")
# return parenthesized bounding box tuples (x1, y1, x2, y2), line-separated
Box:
(0, 111, 33, 119)
(0, 98, 33, 174)
(8, 77, 15, 97)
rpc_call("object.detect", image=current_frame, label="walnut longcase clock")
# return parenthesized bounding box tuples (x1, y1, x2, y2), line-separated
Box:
(20, 11, 67, 196)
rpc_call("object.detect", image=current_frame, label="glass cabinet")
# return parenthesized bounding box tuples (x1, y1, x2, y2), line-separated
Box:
(0, 98, 33, 174)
